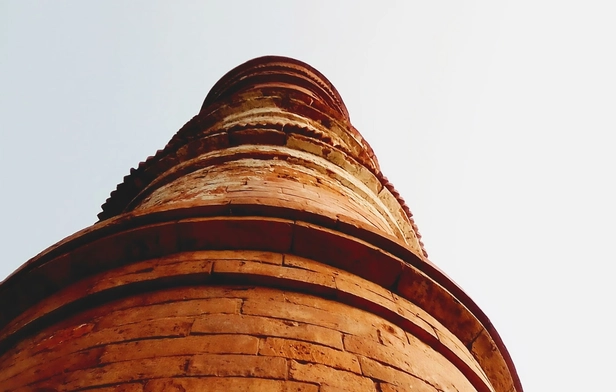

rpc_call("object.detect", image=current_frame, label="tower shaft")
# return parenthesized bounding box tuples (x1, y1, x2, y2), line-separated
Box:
(0, 57, 521, 392)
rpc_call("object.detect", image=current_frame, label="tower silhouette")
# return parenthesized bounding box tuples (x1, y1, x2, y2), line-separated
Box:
(0, 56, 521, 392)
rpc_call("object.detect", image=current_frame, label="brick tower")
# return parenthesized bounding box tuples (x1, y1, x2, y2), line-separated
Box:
(0, 56, 521, 392)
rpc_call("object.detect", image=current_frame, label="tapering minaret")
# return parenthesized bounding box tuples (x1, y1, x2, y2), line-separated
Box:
(0, 57, 521, 392)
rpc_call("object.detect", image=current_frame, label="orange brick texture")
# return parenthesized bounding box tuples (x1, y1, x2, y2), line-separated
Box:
(1, 254, 481, 392)
(0, 57, 521, 392)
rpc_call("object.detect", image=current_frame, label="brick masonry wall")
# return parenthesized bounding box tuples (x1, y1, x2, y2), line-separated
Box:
(0, 251, 485, 391)
(0, 251, 490, 392)
(134, 151, 396, 237)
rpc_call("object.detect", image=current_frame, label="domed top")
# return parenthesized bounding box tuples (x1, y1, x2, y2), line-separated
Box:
(201, 56, 350, 122)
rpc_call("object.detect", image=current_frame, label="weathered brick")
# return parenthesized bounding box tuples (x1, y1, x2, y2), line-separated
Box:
(191, 313, 343, 349)
(345, 334, 416, 373)
(129, 285, 254, 306)
(2, 347, 104, 391)
(69, 221, 180, 278)
(1, 285, 239, 357)
(282, 254, 338, 273)
(0, 278, 93, 346)
(238, 287, 401, 344)
(1, 317, 192, 383)
(212, 259, 336, 293)
(289, 360, 376, 391)
(282, 256, 409, 330)
(359, 357, 436, 391)
(379, 382, 434, 392)
(33, 322, 94, 353)
(176, 217, 294, 252)
(12, 375, 64, 392)
(280, 184, 322, 200)
(285, 133, 330, 162)
(434, 327, 490, 386)
(240, 287, 339, 311)
(346, 335, 477, 392)
(373, 321, 409, 350)
(19, 285, 243, 336)
(229, 127, 287, 146)
(259, 337, 360, 373)
(242, 299, 380, 340)
(62, 356, 190, 389)
(1, 322, 94, 379)
(320, 385, 359, 392)
(86, 384, 145, 392)
(471, 329, 514, 392)
(92, 316, 194, 344)
(392, 293, 440, 338)
(100, 334, 259, 363)
(396, 266, 483, 345)
(292, 221, 403, 288)
(201, 250, 283, 265)
(334, 269, 395, 302)
(95, 297, 242, 329)
(336, 277, 440, 341)
(377, 186, 420, 249)
(188, 354, 287, 378)
(278, 257, 440, 352)
(319, 145, 382, 196)
(89, 259, 213, 293)
(145, 377, 318, 392)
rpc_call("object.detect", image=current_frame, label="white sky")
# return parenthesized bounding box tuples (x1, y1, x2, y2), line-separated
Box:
(1, 1, 615, 391)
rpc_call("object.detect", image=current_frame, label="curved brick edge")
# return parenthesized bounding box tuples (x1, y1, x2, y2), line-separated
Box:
(0, 213, 521, 392)
(201, 56, 350, 122)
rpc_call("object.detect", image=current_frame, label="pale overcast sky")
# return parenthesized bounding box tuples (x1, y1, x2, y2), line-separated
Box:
(1, 1, 615, 391)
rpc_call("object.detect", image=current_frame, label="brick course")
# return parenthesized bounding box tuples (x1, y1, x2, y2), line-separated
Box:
(0, 281, 491, 392)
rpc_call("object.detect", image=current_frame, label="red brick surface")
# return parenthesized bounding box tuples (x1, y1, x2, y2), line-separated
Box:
(144, 377, 319, 392)
(1, 247, 503, 392)
(0, 56, 520, 392)
(0, 279, 492, 392)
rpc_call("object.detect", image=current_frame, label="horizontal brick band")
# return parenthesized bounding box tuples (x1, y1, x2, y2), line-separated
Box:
(0, 214, 514, 392)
